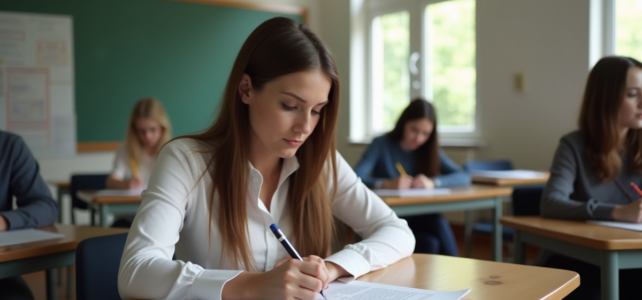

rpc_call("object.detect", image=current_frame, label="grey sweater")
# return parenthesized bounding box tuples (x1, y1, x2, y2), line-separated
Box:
(541, 130, 642, 220)
(0, 131, 58, 230)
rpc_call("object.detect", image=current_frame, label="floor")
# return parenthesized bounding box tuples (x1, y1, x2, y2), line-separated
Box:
(21, 224, 540, 300)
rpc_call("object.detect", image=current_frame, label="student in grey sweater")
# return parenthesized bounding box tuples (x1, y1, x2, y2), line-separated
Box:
(0, 130, 59, 300)
(541, 56, 642, 300)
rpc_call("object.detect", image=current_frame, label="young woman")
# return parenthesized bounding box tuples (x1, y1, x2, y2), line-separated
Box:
(117, 17, 414, 300)
(354, 99, 470, 256)
(106, 97, 171, 190)
(540, 56, 642, 300)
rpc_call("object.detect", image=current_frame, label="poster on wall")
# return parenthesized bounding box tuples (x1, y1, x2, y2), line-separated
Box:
(0, 11, 75, 158)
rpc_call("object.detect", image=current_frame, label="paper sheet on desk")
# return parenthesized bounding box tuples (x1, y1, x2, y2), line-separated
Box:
(0, 229, 64, 247)
(315, 281, 471, 300)
(470, 170, 547, 179)
(587, 220, 642, 232)
(373, 188, 451, 197)
(95, 189, 144, 196)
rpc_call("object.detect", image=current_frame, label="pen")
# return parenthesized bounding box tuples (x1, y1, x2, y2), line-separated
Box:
(129, 159, 140, 178)
(269, 224, 328, 300)
(395, 162, 407, 176)
(630, 182, 642, 197)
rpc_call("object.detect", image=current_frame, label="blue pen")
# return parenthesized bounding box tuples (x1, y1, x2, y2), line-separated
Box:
(270, 223, 328, 300)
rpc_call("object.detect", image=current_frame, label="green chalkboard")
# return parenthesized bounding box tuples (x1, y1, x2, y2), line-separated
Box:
(3, 0, 303, 142)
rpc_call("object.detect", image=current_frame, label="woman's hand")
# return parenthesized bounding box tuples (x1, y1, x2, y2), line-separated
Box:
(411, 174, 435, 189)
(224, 255, 328, 299)
(382, 175, 413, 190)
(325, 261, 349, 283)
(126, 177, 143, 190)
(611, 199, 642, 223)
(274, 255, 330, 289)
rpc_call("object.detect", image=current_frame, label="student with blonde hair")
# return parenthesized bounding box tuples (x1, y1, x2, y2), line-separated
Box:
(107, 97, 171, 190)
(118, 17, 414, 300)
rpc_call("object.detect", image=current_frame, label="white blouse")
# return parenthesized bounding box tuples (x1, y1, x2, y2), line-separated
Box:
(118, 138, 415, 300)
(111, 145, 155, 188)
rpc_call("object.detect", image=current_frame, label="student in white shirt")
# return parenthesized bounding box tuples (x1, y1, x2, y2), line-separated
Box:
(107, 97, 171, 190)
(118, 17, 415, 300)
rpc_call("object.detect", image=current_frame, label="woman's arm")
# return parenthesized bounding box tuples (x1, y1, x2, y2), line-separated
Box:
(106, 146, 143, 190)
(540, 138, 617, 220)
(432, 150, 471, 187)
(326, 152, 415, 281)
(353, 137, 391, 188)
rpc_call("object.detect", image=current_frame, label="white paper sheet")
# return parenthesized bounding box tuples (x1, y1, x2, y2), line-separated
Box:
(373, 188, 451, 197)
(314, 281, 471, 300)
(587, 220, 642, 232)
(470, 169, 547, 179)
(0, 228, 64, 247)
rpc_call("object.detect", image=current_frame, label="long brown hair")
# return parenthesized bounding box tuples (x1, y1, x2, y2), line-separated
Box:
(387, 98, 440, 177)
(182, 17, 340, 270)
(578, 56, 642, 182)
(125, 97, 171, 163)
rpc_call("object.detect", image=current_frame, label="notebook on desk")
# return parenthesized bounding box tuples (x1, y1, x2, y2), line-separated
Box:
(587, 220, 642, 232)
(373, 188, 451, 197)
(0, 228, 65, 247)
(315, 281, 470, 300)
(470, 169, 547, 179)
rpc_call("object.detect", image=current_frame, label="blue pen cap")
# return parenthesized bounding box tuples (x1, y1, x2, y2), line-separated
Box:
(269, 223, 280, 233)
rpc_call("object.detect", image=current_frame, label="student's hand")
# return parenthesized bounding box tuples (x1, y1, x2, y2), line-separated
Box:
(226, 257, 328, 300)
(273, 255, 330, 289)
(325, 261, 350, 283)
(411, 174, 435, 189)
(0, 215, 8, 232)
(611, 199, 642, 223)
(382, 175, 413, 190)
(126, 177, 143, 190)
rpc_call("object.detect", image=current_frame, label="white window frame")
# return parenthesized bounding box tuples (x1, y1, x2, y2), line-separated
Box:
(353, 0, 479, 143)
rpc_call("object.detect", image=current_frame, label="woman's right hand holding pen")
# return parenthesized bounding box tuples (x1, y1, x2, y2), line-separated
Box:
(383, 175, 413, 190)
(222, 255, 329, 300)
(126, 177, 143, 190)
(611, 199, 642, 223)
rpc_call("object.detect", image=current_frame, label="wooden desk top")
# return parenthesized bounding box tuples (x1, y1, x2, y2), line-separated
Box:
(77, 190, 142, 204)
(472, 172, 550, 186)
(0, 224, 127, 263)
(501, 216, 642, 250)
(382, 185, 512, 206)
(47, 181, 70, 189)
(358, 254, 578, 300)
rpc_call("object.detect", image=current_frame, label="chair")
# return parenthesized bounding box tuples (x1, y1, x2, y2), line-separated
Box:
(462, 160, 542, 257)
(76, 233, 128, 300)
(70, 174, 109, 225)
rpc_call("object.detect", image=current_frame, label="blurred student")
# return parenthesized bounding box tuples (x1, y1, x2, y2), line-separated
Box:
(354, 98, 470, 256)
(0, 130, 59, 300)
(541, 56, 642, 300)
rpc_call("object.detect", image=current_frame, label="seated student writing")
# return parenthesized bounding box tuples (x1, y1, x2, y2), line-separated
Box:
(117, 17, 415, 300)
(353, 98, 470, 256)
(541, 56, 642, 300)
(0, 130, 59, 300)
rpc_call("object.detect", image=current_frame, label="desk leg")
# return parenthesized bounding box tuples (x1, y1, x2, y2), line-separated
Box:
(46, 269, 57, 300)
(492, 197, 502, 262)
(464, 210, 473, 257)
(66, 266, 73, 298)
(601, 251, 619, 300)
(513, 230, 525, 264)
(101, 205, 109, 227)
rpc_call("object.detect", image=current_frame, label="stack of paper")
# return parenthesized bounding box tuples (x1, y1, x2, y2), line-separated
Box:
(373, 188, 451, 197)
(315, 281, 471, 300)
(587, 220, 642, 232)
(470, 169, 547, 179)
(0, 228, 65, 247)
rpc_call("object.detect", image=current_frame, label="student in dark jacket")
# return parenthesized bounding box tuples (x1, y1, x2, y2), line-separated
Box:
(0, 130, 59, 300)
(541, 56, 642, 300)
(354, 98, 470, 256)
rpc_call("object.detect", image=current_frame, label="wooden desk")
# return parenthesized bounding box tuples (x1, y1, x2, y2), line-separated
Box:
(47, 181, 71, 223)
(0, 224, 127, 300)
(501, 216, 642, 300)
(77, 191, 142, 227)
(382, 185, 513, 261)
(358, 254, 579, 300)
(471, 172, 550, 187)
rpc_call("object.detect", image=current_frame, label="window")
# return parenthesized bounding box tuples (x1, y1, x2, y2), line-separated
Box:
(361, 0, 476, 140)
(614, 0, 642, 57)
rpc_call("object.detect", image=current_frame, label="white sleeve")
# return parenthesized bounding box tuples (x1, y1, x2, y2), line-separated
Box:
(111, 145, 130, 180)
(117, 141, 242, 300)
(324, 152, 415, 281)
